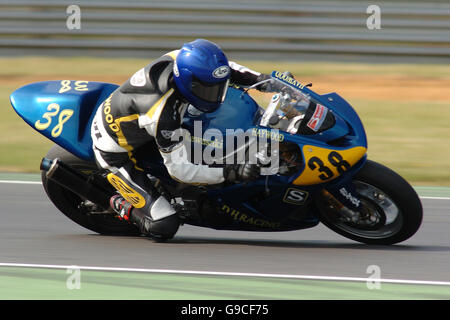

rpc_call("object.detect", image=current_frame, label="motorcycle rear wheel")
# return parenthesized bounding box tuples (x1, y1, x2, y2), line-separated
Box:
(41, 144, 141, 236)
(316, 160, 423, 245)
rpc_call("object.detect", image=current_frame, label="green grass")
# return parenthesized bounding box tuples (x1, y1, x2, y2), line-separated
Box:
(1, 266, 450, 300)
(246, 60, 450, 78)
(2, 56, 449, 79)
(0, 56, 147, 77)
(354, 99, 450, 185)
(0, 86, 53, 171)
(1, 56, 449, 185)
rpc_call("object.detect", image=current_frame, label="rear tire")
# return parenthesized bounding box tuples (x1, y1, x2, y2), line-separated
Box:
(317, 160, 423, 245)
(41, 144, 141, 236)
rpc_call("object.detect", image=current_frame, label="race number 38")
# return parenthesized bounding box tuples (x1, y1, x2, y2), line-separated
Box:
(308, 151, 351, 181)
(293, 145, 367, 186)
(59, 80, 89, 93)
(34, 103, 74, 138)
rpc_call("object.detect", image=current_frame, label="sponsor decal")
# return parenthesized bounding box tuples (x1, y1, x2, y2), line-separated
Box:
(221, 205, 281, 229)
(307, 103, 328, 132)
(272, 71, 305, 91)
(190, 135, 223, 149)
(283, 188, 309, 205)
(130, 68, 146, 87)
(339, 187, 361, 207)
(251, 128, 284, 142)
(167, 123, 279, 172)
(102, 94, 119, 132)
(212, 66, 230, 78)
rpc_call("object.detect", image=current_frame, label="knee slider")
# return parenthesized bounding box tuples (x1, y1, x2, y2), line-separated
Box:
(146, 214, 180, 240)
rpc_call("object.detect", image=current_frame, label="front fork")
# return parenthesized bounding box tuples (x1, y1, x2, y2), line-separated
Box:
(321, 189, 361, 223)
(319, 156, 367, 223)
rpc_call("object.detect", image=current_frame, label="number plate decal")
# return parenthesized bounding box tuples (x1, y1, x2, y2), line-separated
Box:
(293, 145, 366, 185)
(34, 103, 74, 137)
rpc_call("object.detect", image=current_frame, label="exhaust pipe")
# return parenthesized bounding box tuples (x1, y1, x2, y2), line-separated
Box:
(41, 157, 112, 208)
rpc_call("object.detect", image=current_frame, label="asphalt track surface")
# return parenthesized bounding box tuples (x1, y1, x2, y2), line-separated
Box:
(1, 182, 450, 284)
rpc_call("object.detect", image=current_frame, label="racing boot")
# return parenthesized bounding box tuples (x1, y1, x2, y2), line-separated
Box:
(130, 196, 180, 241)
(110, 194, 180, 241)
(110, 194, 133, 221)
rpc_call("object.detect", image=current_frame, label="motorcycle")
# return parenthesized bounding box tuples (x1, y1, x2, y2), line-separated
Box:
(10, 71, 423, 244)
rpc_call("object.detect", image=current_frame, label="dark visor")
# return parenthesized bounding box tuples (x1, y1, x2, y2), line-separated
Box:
(191, 78, 229, 103)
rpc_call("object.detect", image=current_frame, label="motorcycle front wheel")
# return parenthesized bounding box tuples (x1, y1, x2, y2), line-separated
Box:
(316, 160, 423, 245)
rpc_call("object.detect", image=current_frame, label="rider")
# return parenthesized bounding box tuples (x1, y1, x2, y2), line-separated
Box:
(90, 39, 273, 240)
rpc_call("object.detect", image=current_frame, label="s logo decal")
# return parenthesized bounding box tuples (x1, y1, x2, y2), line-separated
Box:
(283, 188, 309, 205)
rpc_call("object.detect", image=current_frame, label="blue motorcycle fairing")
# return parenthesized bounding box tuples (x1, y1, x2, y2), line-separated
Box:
(10, 79, 368, 232)
(10, 80, 118, 161)
(322, 155, 367, 211)
(183, 85, 259, 134)
(184, 89, 360, 149)
(319, 92, 367, 148)
(271, 70, 367, 149)
(204, 175, 322, 231)
(147, 86, 367, 231)
(260, 76, 368, 188)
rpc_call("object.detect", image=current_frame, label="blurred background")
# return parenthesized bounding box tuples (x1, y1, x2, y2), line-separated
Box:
(0, 0, 449, 185)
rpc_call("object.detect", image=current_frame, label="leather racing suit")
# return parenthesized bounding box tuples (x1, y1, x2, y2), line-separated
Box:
(90, 50, 268, 237)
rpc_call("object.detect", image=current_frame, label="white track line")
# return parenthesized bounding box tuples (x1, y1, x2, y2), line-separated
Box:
(0, 180, 41, 185)
(420, 196, 450, 200)
(1, 262, 450, 286)
(1, 180, 450, 200)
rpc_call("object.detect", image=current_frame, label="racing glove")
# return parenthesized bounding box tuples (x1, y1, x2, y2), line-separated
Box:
(223, 163, 261, 183)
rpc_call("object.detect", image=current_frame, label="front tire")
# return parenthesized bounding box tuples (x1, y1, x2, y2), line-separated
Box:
(317, 160, 423, 245)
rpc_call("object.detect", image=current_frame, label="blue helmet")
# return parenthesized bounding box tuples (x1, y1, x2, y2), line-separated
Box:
(173, 39, 230, 113)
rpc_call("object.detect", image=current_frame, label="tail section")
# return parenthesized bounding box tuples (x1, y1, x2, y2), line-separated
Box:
(10, 80, 118, 160)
